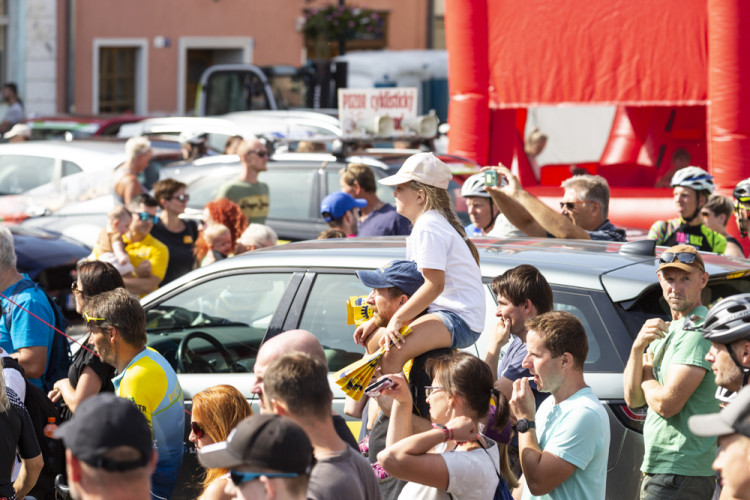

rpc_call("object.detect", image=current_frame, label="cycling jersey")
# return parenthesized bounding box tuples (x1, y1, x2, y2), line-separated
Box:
(647, 218, 727, 254)
(113, 347, 184, 500)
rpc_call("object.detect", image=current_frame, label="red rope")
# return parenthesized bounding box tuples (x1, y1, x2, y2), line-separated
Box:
(1, 291, 99, 357)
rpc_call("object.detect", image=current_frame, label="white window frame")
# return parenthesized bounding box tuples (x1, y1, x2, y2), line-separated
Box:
(177, 36, 254, 115)
(92, 38, 148, 114)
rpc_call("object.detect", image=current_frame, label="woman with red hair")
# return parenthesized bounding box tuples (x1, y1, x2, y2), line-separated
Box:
(189, 384, 253, 499)
(194, 198, 248, 263)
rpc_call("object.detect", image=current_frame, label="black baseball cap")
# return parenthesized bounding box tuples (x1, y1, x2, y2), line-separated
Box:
(198, 414, 314, 475)
(356, 259, 425, 297)
(55, 393, 153, 471)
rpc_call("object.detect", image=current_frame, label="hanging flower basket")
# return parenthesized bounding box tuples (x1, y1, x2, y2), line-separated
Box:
(302, 4, 385, 42)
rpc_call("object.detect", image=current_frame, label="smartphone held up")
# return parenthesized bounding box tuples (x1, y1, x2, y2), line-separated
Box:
(364, 377, 395, 397)
(484, 169, 507, 187)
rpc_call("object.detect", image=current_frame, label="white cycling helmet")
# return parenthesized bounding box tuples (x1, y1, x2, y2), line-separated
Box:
(460, 173, 491, 198)
(734, 178, 750, 204)
(700, 293, 750, 386)
(671, 166, 715, 194)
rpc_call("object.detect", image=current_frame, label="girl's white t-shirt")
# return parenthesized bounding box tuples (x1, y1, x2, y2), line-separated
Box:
(406, 210, 486, 332)
(397, 438, 501, 500)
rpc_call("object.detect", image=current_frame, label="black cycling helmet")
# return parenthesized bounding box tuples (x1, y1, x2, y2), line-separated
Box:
(701, 293, 750, 386)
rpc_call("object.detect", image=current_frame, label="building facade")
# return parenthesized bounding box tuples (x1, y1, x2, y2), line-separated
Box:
(2, 0, 434, 117)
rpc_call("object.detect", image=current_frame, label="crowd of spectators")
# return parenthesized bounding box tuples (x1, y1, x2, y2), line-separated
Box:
(5, 148, 750, 500)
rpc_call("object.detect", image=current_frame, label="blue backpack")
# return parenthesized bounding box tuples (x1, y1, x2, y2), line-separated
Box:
(3, 277, 72, 392)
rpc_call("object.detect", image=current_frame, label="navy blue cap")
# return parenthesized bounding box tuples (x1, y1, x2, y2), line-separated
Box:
(356, 260, 424, 297)
(320, 192, 367, 222)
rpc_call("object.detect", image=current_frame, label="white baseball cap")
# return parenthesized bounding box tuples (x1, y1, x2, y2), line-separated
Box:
(4, 123, 31, 139)
(379, 152, 452, 189)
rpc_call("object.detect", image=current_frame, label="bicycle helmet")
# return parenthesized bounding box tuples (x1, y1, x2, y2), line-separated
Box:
(702, 294, 750, 344)
(702, 294, 750, 387)
(733, 178, 750, 204)
(460, 173, 491, 199)
(670, 166, 715, 194)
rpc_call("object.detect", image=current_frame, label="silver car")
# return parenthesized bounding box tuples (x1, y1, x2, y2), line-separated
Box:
(140, 237, 750, 499)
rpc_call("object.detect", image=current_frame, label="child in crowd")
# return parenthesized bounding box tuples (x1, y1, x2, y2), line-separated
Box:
(354, 152, 486, 375)
(89, 206, 135, 275)
(201, 223, 232, 266)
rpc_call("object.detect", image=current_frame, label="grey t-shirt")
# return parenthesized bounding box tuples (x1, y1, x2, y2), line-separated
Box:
(3, 102, 24, 125)
(307, 445, 381, 500)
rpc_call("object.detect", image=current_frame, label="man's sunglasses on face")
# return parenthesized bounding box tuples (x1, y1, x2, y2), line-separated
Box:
(559, 201, 594, 211)
(248, 150, 267, 158)
(136, 212, 159, 224)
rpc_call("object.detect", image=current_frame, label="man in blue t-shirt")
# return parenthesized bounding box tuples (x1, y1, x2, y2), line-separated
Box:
(0, 227, 54, 390)
(339, 163, 411, 237)
(484, 264, 553, 476)
(512, 311, 610, 500)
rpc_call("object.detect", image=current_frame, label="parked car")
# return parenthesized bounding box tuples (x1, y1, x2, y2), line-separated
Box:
(175, 151, 477, 241)
(10, 224, 90, 318)
(21, 150, 478, 245)
(0, 139, 180, 223)
(141, 236, 750, 500)
(23, 115, 146, 140)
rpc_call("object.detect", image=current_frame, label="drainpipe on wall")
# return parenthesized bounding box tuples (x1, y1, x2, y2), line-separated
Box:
(66, 0, 74, 112)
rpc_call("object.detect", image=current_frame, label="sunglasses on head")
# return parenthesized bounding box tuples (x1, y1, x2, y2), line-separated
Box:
(136, 212, 159, 224)
(659, 251, 698, 265)
(190, 421, 205, 439)
(171, 194, 189, 202)
(82, 312, 105, 323)
(229, 471, 298, 486)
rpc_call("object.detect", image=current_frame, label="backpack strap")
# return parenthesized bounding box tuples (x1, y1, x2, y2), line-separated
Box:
(1, 354, 26, 377)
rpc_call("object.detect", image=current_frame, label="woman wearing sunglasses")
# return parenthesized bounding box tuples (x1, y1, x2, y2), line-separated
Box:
(152, 178, 199, 285)
(48, 261, 123, 420)
(190, 384, 253, 500)
(378, 351, 516, 500)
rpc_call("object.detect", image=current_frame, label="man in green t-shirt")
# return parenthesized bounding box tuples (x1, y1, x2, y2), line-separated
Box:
(624, 244, 720, 500)
(216, 138, 270, 224)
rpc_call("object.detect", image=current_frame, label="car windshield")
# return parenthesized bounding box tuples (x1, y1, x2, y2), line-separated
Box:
(0, 155, 55, 195)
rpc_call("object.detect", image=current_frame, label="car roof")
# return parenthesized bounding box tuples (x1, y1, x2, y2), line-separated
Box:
(0, 140, 127, 168)
(149, 237, 750, 305)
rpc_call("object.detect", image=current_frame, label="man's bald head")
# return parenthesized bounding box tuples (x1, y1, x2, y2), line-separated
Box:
(251, 330, 327, 411)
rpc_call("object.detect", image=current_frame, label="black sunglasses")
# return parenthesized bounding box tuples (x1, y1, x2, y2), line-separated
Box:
(659, 251, 698, 265)
(190, 421, 205, 439)
(171, 194, 189, 202)
(248, 150, 267, 158)
(136, 212, 159, 224)
(230, 470, 298, 486)
(71, 281, 85, 295)
(559, 201, 595, 210)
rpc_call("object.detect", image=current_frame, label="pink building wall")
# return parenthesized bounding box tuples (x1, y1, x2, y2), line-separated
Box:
(69, 0, 428, 114)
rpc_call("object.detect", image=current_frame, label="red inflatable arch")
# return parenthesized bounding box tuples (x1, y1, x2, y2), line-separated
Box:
(445, 0, 750, 234)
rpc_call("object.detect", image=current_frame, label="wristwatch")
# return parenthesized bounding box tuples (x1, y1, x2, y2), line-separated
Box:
(515, 419, 536, 433)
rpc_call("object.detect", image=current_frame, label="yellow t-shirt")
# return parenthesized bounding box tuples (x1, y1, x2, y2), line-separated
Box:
(123, 233, 169, 282)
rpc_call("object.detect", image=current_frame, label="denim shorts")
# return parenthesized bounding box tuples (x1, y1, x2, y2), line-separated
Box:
(431, 310, 482, 349)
